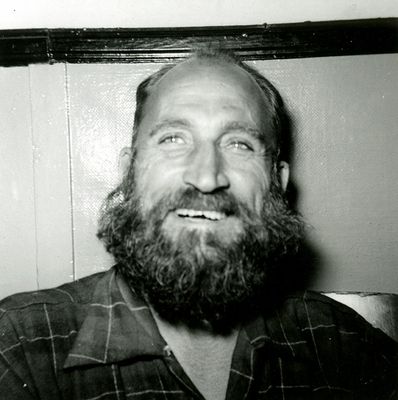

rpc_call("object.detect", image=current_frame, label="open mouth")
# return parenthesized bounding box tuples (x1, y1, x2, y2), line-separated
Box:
(175, 208, 227, 221)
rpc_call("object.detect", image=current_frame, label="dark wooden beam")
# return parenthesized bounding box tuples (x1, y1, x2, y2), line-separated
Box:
(0, 18, 397, 66)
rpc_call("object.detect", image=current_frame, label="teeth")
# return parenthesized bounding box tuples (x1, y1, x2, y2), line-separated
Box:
(176, 209, 226, 221)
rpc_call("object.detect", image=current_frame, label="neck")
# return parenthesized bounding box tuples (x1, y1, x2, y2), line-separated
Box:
(152, 308, 239, 400)
(117, 272, 239, 400)
(151, 305, 240, 341)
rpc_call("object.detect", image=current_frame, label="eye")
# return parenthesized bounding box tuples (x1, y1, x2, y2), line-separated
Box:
(226, 140, 254, 152)
(159, 134, 185, 145)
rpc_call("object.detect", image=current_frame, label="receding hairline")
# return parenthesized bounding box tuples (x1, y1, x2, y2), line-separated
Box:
(132, 49, 287, 160)
(145, 55, 267, 103)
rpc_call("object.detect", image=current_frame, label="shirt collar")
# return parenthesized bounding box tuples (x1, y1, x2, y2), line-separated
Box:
(64, 267, 167, 369)
(64, 267, 307, 369)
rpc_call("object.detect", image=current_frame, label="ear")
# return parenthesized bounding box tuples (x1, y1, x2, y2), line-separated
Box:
(118, 147, 132, 179)
(278, 161, 290, 192)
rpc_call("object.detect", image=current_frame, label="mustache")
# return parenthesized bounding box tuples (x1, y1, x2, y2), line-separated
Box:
(151, 187, 245, 218)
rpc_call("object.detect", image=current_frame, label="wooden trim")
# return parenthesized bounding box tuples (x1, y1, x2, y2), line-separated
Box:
(1, 18, 397, 66)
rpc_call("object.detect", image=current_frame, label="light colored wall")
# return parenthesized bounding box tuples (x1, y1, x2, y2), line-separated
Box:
(1, 53, 397, 299)
(1, 0, 397, 29)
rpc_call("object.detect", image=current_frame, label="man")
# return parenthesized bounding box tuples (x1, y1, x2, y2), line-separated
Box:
(0, 49, 397, 399)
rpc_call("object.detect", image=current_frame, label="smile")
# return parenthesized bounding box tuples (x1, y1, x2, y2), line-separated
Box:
(175, 208, 227, 221)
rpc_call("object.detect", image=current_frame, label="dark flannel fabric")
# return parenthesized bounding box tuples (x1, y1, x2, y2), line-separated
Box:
(0, 267, 397, 400)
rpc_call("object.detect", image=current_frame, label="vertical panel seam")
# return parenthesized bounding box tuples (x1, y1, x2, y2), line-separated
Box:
(28, 65, 40, 290)
(64, 63, 76, 281)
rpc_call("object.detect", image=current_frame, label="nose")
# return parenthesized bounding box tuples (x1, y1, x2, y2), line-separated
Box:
(183, 144, 230, 193)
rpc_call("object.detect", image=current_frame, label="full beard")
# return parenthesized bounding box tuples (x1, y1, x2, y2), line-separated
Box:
(98, 181, 304, 333)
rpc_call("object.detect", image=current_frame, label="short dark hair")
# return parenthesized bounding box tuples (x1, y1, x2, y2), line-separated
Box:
(131, 48, 289, 161)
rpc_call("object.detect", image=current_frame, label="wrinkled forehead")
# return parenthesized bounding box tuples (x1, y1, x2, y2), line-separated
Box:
(155, 58, 269, 108)
(141, 58, 276, 141)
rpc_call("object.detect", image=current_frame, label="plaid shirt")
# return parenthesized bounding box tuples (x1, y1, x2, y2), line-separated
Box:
(0, 266, 397, 400)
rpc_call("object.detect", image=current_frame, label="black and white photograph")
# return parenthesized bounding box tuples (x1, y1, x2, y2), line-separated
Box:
(0, 1, 397, 398)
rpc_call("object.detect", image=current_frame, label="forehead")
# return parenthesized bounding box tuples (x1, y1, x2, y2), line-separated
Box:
(137, 59, 276, 146)
(149, 59, 269, 113)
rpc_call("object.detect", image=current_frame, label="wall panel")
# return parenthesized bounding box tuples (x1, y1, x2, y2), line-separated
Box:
(0, 67, 38, 297)
(29, 64, 74, 289)
(67, 64, 160, 279)
(254, 54, 398, 292)
(1, 53, 397, 298)
(1, 0, 397, 29)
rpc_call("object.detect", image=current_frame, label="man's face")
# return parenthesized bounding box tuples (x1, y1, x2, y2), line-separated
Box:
(97, 60, 303, 331)
(133, 60, 276, 246)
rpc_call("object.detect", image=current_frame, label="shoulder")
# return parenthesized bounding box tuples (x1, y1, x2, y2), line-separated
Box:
(0, 270, 110, 365)
(0, 270, 108, 328)
(278, 290, 398, 363)
(278, 291, 397, 396)
(285, 290, 397, 340)
(283, 292, 397, 367)
(283, 290, 376, 330)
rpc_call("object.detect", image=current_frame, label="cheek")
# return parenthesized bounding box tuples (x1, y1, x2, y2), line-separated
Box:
(229, 162, 271, 213)
(134, 155, 183, 210)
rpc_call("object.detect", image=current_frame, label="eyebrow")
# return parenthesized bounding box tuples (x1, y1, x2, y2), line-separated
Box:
(222, 121, 263, 141)
(149, 119, 192, 137)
